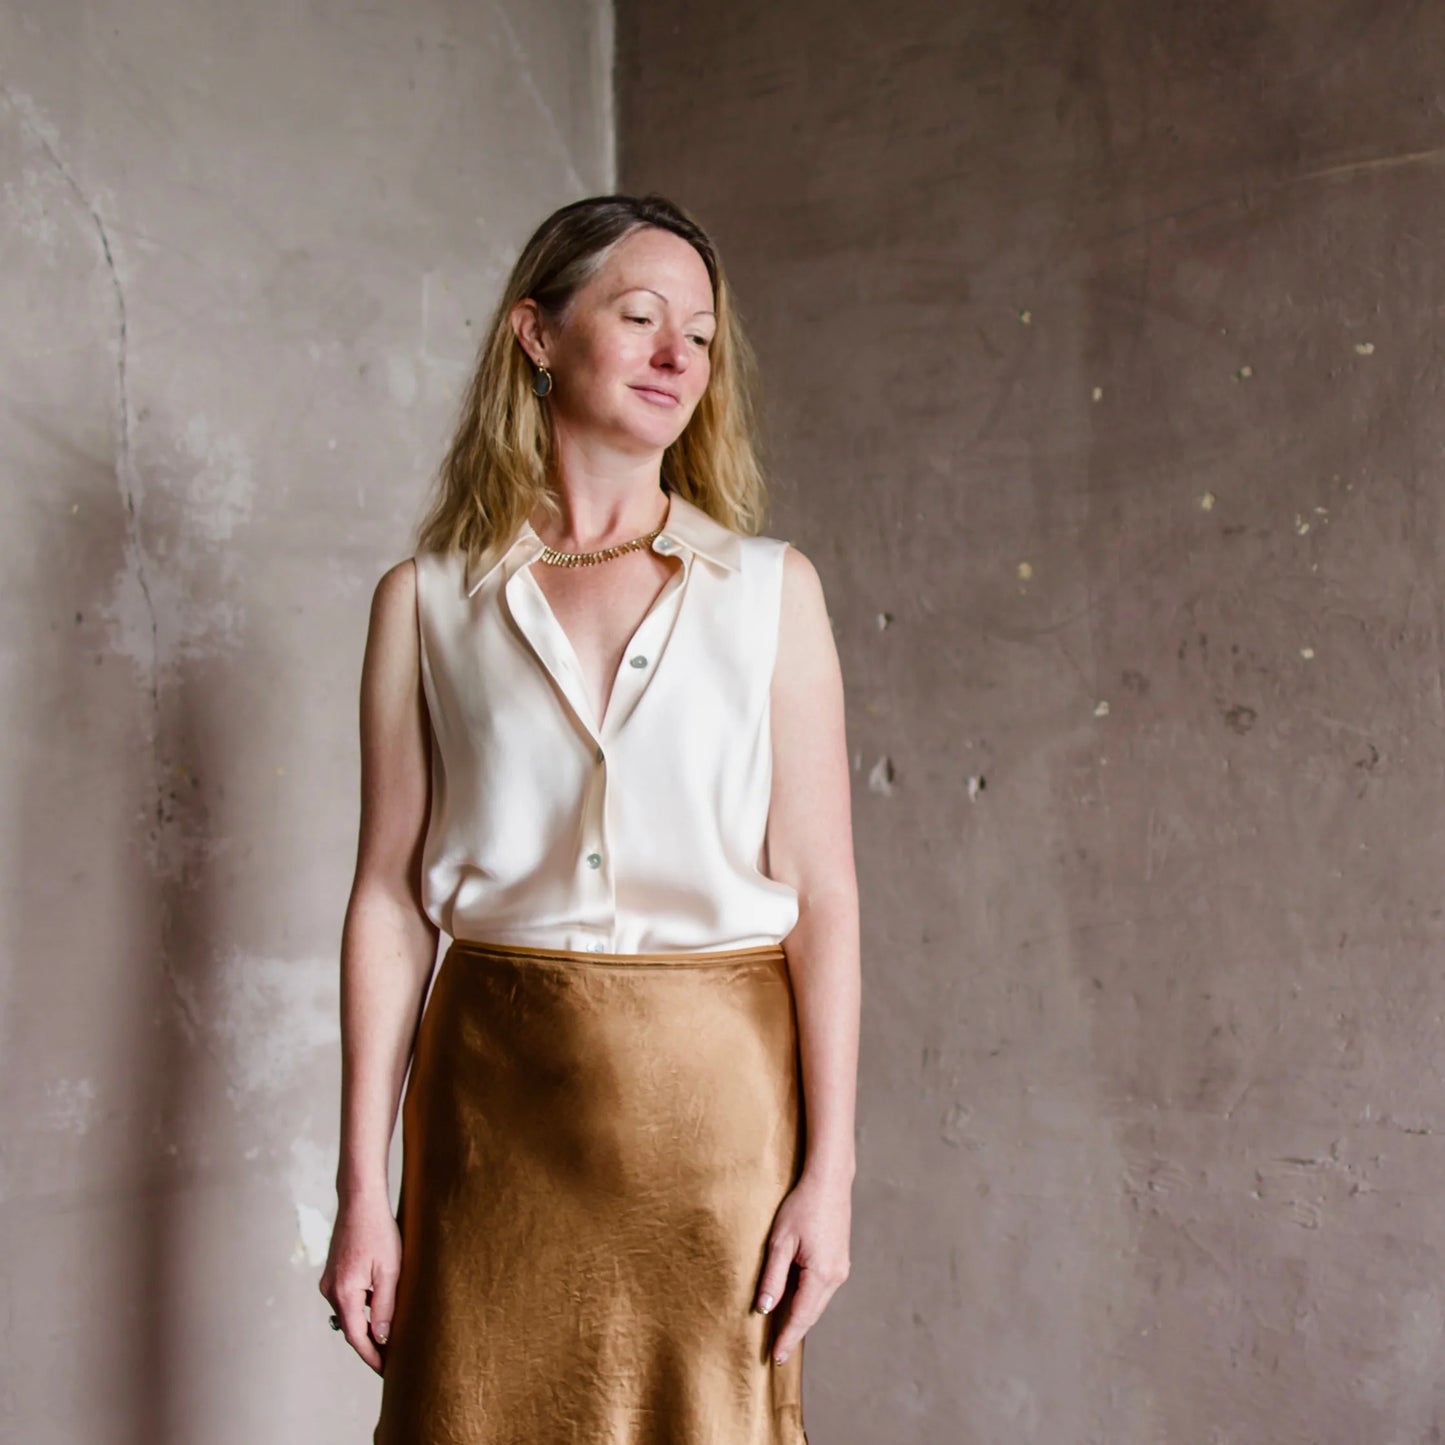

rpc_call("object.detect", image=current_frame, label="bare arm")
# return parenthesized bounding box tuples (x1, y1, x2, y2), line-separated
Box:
(755, 544, 860, 1362)
(321, 558, 439, 1371)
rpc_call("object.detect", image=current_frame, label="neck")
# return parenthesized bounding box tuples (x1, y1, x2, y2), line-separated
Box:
(537, 429, 671, 550)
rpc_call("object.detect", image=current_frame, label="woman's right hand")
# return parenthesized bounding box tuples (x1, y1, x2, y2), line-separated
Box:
(319, 1193, 402, 1374)
(321, 560, 434, 1377)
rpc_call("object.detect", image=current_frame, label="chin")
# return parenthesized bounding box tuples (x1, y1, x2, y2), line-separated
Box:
(622, 430, 687, 459)
(613, 413, 693, 455)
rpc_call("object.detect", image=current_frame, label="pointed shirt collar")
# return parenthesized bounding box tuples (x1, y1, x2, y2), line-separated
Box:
(464, 491, 742, 598)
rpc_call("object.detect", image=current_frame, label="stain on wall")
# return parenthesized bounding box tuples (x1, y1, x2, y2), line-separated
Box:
(618, 2, 1445, 1440)
(0, 2, 611, 1441)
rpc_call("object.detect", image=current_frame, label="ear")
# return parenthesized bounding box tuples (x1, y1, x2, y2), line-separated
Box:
(510, 299, 548, 367)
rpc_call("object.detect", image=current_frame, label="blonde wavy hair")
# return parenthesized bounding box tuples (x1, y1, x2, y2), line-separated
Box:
(414, 194, 767, 571)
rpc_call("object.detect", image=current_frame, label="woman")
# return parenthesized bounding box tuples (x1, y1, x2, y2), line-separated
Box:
(319, 193, 860, 1444)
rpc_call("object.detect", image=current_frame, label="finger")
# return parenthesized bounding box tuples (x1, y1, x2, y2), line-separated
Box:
(369, 1260, 399, 1348)
(770, 1267, 833, 1364)
(755, 1233, 797, 1315)
(337, 1282, 384, 1373)
(318, 1259, 341, 1306)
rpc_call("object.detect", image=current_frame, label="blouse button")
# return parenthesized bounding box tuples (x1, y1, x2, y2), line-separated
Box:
(585, 852, 602, 869)
(589, 942, 606, 953)
(629, 655, 648, 669)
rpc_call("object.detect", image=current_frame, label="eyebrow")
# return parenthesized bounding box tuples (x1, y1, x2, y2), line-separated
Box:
(611, 286, 715, 320)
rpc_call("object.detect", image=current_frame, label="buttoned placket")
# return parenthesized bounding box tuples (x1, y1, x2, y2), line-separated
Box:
(501, 533, 692, 954)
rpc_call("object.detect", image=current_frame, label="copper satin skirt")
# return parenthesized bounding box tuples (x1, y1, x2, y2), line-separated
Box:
(373, 938, 808, 1445)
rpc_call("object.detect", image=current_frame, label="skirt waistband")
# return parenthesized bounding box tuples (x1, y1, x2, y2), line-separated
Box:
(447, 937, 787, 970)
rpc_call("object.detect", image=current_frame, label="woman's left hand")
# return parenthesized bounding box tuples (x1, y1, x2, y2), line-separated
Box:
(755, 1167, 853, 1363)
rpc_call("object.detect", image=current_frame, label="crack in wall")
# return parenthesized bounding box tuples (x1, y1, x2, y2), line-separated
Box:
(0, 86, 198, 1041)
(488, 1, 587, 195)
(1, 84, 164, 826)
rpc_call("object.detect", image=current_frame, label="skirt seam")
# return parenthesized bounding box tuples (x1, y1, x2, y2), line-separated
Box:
(448, 938, 788, 970)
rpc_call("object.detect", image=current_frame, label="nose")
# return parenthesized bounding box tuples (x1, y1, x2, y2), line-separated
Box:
(652, 325, 691, 372)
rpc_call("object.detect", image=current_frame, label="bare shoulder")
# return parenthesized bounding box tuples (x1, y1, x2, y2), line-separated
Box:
(778, 542, 833, 646)
(767, 542, 851, 887)
(371, 557, 417, 619)
(780, 540, 825, 605)
(774, 543, 839, 686)
(359, 559, 423, 710)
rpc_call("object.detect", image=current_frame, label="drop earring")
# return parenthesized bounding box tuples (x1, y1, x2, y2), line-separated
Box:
(532, 361, 553, 398)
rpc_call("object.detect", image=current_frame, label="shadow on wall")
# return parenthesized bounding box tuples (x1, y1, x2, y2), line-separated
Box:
(7, 455, 148, 1440)
(2, 440, 260, 1443)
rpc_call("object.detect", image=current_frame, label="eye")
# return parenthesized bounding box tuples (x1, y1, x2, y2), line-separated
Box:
(624, 314, 653, 325)
(689, 334, 713, 349)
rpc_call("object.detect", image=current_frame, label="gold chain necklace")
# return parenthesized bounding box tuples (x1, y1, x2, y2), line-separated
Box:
(538, 523, 666, 568)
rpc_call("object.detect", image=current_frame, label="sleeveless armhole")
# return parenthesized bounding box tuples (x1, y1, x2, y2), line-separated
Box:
(409, 552, 443, 746)
(755, 537, 792, 885)
(761, 538, 791, 688)
(410, 553, 448, 936)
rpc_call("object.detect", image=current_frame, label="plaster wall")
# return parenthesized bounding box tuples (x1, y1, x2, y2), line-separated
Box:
(618, 3, 1445, 1441)
(0, 3, 611, 1441)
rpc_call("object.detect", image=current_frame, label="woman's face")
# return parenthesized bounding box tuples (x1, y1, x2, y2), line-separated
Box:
(525, 226, 717, 458)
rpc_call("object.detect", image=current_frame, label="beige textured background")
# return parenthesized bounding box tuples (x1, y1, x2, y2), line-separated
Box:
(0, 2, 611, 1441)
(614, 2, 1445, 1442)
(8, 1, 1445, 1442)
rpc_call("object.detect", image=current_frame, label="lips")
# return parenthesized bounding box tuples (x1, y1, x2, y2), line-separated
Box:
(630, 384, 681, 405)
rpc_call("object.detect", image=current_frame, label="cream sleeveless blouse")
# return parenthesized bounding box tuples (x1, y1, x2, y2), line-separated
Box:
(412, 492, 801, 955)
